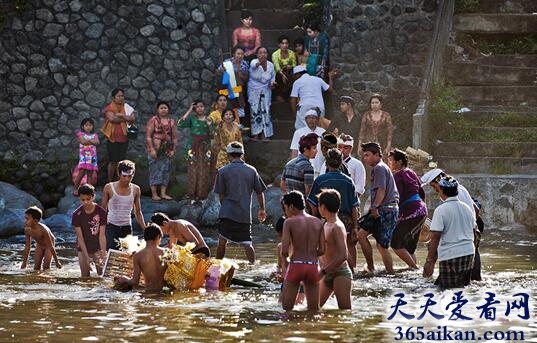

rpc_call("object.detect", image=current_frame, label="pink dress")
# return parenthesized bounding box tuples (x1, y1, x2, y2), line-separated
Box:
(77, 131, 99, 171)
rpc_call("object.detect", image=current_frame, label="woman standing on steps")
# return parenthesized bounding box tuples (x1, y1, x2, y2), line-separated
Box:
(358, 94, 394, 157)
(215, 108, 243, 170)
(178, 100, 214, 202)
(232, 10, 262, 62)
(145, 101, 177, 201)
(248, 46, 276, 141)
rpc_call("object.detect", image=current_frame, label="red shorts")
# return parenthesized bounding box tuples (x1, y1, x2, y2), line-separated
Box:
(284, 261, 320, 284)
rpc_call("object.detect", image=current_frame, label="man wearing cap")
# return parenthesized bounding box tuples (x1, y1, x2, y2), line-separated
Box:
(101, 159, 146, 250)
(327, 97, 361, 156)
(307, 148, 360, 272)
(421, 168, 482, 280)
(214, 141, 267, 263)
(289, 109, 325, 177)
(421, 168, 476, 219)
(337, 133, 366, 197)
(281, 133, 318, 196)
(423, 176, 475, 289)
(359, 142, 399, 274)
(290, 65, 336, 130)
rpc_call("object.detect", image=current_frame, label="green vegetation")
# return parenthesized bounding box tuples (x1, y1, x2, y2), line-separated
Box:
(454, 0, 480, 13)
(428, 81, 537, 142)
(303, 0, 323, 25)
(458, 33, 537, 55)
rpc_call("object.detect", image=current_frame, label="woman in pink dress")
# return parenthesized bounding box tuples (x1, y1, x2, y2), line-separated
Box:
(232, 10, 261, 61)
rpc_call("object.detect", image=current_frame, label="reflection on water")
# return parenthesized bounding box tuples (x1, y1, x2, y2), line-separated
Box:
(0, 227, 536, 342)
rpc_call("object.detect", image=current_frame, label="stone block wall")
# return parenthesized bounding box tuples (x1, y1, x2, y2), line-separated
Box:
(328, 0, 437, 148)
(0, 0, 222, 202)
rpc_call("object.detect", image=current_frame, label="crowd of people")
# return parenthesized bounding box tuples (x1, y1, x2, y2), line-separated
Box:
(18, 9, 485, 312)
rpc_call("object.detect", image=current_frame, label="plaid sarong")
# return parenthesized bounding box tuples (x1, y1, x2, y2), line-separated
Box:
(436, 254, 474, 289)
(374, 209, 398, 249)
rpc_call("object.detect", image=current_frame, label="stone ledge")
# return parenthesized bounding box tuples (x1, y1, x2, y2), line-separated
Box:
(454, 14, 537, 34)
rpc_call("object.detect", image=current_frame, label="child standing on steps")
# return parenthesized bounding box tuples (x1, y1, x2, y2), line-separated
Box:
(73, 118, 99, 195)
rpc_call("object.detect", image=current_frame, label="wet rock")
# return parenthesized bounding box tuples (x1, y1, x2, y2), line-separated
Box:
(0, 182, 43, 210)
(0, 209, 25, 238)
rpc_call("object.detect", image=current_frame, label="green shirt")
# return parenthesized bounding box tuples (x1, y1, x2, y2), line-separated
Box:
(178, 114, 212, 136)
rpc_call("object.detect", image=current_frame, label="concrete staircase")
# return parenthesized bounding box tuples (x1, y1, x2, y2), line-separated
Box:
(432, 1, 537, 174)
(222, 1, 305, 183)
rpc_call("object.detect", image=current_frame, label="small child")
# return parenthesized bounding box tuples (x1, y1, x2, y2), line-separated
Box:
(73, 118, 99, 195)
(21, 206, 62, 270)
(294, 37, 309, 67)
(72, 184, 107, 277)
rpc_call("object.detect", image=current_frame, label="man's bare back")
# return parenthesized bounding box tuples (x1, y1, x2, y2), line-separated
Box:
(169, 219, 208, 250)
(133, 245, 167, 292)
(320, 220, 348, 269)
(282, 213, 324, 262)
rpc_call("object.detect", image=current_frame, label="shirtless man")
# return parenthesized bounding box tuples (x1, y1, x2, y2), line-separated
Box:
(150, 212, 210, 257)
(21, 206, 62, 270)
(317, 189, 352, 309)
(280, 191, 325, 312)
(114, 223, 167, 292)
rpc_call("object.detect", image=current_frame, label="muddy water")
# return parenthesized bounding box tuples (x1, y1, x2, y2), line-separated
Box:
(0, 226, 535, 342)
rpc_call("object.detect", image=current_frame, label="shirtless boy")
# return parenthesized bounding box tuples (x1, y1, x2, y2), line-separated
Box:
(150, 212, 210, 257)
(114, 223, 167, 292)
(280, 191, 324, 312)
(21, 206, 62, 270)
(318, 189, 352, 309)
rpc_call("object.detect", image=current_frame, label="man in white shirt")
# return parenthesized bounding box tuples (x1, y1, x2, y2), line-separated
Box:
(423, 176, 475, 289)
(289, 109, 325, 177)
(290, 65, 335, 130)
(337, 134, 366, 197)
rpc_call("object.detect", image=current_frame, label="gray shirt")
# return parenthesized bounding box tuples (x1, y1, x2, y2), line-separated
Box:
(370, 160, 399, 209)
(214, 160, 267, 224)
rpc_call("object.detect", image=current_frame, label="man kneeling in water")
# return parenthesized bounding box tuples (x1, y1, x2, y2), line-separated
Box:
(114, 223, 167, 292)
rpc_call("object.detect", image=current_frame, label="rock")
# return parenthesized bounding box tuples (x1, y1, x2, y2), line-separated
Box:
(191, 9, 205, 23)
(199, 192, 220, 226)
(0, 208, 25, 238)
(0, 182, 43, 210)
(140, 196, 183, 219)
(44, 214, 76, 243)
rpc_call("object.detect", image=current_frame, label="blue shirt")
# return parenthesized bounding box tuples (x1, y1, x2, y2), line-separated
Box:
(307, 170, 359, 216)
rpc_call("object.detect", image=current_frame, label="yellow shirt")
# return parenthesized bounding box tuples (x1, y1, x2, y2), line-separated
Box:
(271, 49, 297, 73)
(209, 110, 223, 126)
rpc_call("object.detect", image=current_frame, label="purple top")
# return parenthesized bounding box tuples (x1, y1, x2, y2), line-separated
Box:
(393, 167, 427, 221)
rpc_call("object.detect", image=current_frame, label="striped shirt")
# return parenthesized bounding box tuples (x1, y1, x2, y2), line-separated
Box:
(282, 154, 314, 195)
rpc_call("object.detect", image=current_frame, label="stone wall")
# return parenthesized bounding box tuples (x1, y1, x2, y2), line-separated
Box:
(0, 0, 222, 204)
(329, 0, 437, 148)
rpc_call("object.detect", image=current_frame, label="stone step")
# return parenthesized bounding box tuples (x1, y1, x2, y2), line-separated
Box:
(244, 138, 291, 182)
(445, 62, 537, 86)
(454, 14, 537, 34)
(270, 101, 294, 119)
(271, 118, 295, 139)
(434, 156, 537, 174)
(433, 142, 537, 158)
(225, 0, 303, 11)
(470, 54, 537, 68)
(437, 126, 537, 143)
(226, 9, 303, 30)
(462, 105, 537, 114)
(455, 85, 537, 106)
(456, 0, 537, 14)
(448, 110, 537, 127)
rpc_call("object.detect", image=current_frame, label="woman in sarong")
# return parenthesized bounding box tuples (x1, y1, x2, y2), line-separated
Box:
(146, 101, 177, 201)
(215, 109, 243, 170)
(178, 100, 214, 202)
(248, 46, 276, 141)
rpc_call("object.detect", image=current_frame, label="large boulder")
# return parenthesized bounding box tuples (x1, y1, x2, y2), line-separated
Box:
(140, 196, 183, 218)
(0, 208, 25, 238)
(0, 181, 43, 210)
(43, 214, 75, 243)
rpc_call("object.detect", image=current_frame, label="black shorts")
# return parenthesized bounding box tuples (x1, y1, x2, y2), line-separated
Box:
(107, 141, 129, 162)
(218, 218, 252, 244)
(105, 223, 132, 250)
(390, 216, 426, 253)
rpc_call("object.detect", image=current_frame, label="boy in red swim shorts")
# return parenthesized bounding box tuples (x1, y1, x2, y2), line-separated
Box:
(280, 191, 325, 312)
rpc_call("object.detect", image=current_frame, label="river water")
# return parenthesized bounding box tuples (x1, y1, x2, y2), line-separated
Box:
(0, 226, 535, 342)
